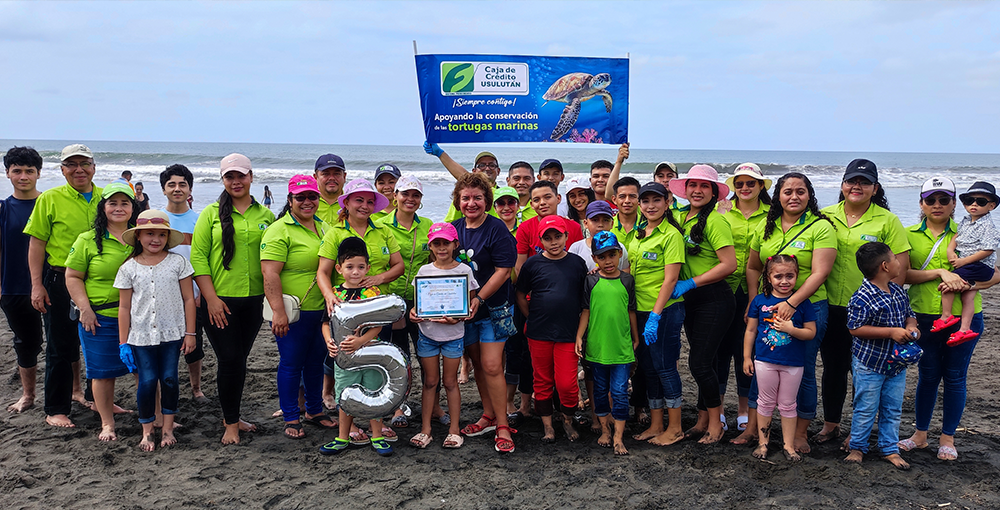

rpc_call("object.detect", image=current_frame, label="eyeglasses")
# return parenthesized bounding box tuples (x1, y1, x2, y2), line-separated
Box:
(495, 198, 518, 207)
(961, 196, 992, 207)
(475, 163, 499, 170)
(62, 161, 94, 170)
(293, 193, 320, 202)
(733, 180, 758, 189)
(136, 217, 167, 226)
(844, 178, 874, 187)
(922, 196, 952, 206)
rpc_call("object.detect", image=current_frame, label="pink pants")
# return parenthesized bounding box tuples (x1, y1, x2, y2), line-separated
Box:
(755, 360, 803, 419)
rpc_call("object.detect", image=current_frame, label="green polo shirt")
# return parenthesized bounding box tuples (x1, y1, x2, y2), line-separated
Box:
(611, 214, 645, 257)
(371, 209, 393, 224)
(906, 219, 981, 316)
(64, 230, 131, 318)
(23, 183, 102, 268)
(260, 214, 327, 311)
(749, 212, 838, 303)
(724, 202, 770, 293)
(375, 212, 431, 301)
(315, 197, 342, 226)
(518, 203, 537, 223)
(629, 219, 686, 312)
(191, 201, 275, 298)
(317, 219, 401, 294)
(674, 208, 735, 280)
(821, 202, 911, 307)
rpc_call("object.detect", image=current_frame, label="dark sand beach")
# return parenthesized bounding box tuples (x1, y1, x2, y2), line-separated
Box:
(3, 292, 1000, 509)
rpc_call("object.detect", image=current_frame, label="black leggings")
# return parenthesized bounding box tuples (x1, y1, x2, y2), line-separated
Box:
(42, 268, 81, 417)
(1, 294, 44, 368)
(820, 305, 853, 424)
(683, 281, 735, 411)
(202, 295, 264, 424)
(715, 287, 752, 397)
(504, 306, 533, 394)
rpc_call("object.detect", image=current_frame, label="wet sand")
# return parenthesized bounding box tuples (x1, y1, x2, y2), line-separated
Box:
(3, 291, 1000, 509)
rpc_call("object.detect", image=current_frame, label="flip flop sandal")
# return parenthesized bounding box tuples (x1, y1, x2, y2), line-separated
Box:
(737, 415, 749, 432)
(443, 433, 464, 449)
(305, 413, 338, 429)
(409, 433, 433, 449)
(720, 415, 729, 432)
(897, 438, 928, 451)
(283, 422, 305, 440)
(390, 414, 409, 428)
(349, 429, 370, 445)
(461, 414, 497, 437)
(438, 414, 451, 426)
(380, 427, 398, 442)
(931, 315, 961, 332)
(318, 437, 350, 455)
(506, 411, 523, 427)
(937, 445, 958, 461)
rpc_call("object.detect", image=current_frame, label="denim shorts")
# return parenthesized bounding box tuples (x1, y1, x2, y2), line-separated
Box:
(464, 317, 502, 346)
(416, 332, 464, 359)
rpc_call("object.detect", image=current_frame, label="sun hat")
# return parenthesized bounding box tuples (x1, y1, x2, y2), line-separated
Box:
(101, 181, 135, 200)
(220, 153, 252, 177)
(654, 161, 677, 175)
(428, 222, 459, 242)
(374, 163, 401, 180)
(562, 176, 591, 194)
(959, 181, 999, 204)
(394, 175, 423, 194)
(725, 162, 772, 192)
(843, 159, 878, 183)
(638, 182, 668, 199)
(338, 178, 391, 211)
(315, 154, 346, 172)
(592, 231, 621, 256)
(585, 200, 614, 219)
(60, 144, 94, 161)
(288, 175, 319, 195)
(122, 209, 185, 249)
(538, 215, 568, 238)
(920, 177, 956, 198)
(668, 164, 730, 200)
(493, 186, 518, 203)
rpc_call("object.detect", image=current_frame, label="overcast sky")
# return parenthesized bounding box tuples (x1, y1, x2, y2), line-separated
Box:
(1, 1, 997, 153)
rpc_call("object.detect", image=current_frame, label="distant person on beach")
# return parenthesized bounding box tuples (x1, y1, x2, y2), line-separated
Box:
(262, 185, 273, 210)
(25, 143, 103, 428)
(134, 182, 150, 213)
(115, 209, 196, 451)
(2, 147, 43, 413)
(159, 164, 207, 403)
(371, 163, 400, 223)
(191, 153, 275, 445)
(931, 181, 1000, 346)
(844, 241, 919, 471)
(313, 154, 347, 225)
(65, 182, 139, 441)
(120, 171, 135, 192)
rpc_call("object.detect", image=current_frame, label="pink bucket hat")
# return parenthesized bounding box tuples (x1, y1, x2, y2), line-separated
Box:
(288, 174, 319, 195)
(338, 178, 391, 212)
(428, 222, 459, 242)
(668, 164, 730, 200)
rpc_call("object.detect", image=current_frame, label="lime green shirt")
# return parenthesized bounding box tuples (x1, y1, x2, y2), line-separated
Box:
(821, 202, 911, 307)
(317, 219, 401, 294)
(611, 214, 645, 257)
(64, 230, 131, 318)
(375, 212, 431, 301)
(749, 212, 838, 303)
(371, 209, 393, 224)
(315, 197, 342, 226)
(724, 202, 770, 293)
(191, 201, 275, 297)
(518, 203, 537, 223)
(906, 219, 981, 315)
(260, 214, 327, 311)
(674, 208, 735, 280)
(629, 219, 686, 312)
(23, 183, 102, 268)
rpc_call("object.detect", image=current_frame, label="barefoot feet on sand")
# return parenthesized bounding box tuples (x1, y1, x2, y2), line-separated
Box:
(7, 395, 34, 413)
(45, 414, 75, 428)
(139, 434, 155, 452)
(98, 425, 117, 442)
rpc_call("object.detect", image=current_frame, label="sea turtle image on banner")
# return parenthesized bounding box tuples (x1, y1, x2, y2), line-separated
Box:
(542, 72, 613, 140)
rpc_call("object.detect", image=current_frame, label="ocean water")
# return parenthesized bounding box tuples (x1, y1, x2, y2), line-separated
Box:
(2, 139, 998, 227)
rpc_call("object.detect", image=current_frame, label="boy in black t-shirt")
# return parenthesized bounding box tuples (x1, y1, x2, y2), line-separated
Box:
(516, 215, 588, 443)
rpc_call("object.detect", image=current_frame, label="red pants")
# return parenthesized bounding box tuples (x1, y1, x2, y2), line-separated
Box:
(527, 338, 579, 416)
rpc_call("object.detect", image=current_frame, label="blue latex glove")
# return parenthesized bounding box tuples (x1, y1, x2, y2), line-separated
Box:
(643, 312, 661, 345)
(119, 344, 137, 373)
(423, 141, 443, 157)
(671, 279, 697, 299)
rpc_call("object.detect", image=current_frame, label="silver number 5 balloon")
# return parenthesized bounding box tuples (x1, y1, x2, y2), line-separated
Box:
(329, 295, 410, 420)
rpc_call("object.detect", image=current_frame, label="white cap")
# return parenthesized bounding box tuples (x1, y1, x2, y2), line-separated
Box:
(394, 175, 423, 194)
(60, 144, 93, 161)
(920, 177, 956, 198)
(561, 176, 591, 194)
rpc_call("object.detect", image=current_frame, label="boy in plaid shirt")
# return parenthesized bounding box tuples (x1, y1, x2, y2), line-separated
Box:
(845, 242, 920, 470)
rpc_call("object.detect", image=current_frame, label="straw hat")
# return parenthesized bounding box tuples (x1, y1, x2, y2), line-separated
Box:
(724, 162, 772, 192)
(668, 164, 730, 200)
(122, 210, 185, 249)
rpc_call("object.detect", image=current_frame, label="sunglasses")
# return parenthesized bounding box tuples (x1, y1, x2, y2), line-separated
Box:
(922, 196, 952, 206)
(136, 217, 167, 226)
(293, 193, 320, 202)
(961, 196, 993, 207)
(495, 198, 518, 207)
(733, 180, 758, 189)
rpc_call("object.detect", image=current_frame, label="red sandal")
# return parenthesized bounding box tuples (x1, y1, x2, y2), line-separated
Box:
(494, 425, 517, 453)
(461, 414, 497, 437)
(931, 316, 960, 332)
(946, 329, 979, 347)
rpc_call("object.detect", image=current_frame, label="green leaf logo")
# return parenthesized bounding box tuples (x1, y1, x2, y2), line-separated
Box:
(442, 63, 474, 93)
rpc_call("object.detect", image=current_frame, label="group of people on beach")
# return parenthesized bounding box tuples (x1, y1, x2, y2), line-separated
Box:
(2, 142, 995, 467)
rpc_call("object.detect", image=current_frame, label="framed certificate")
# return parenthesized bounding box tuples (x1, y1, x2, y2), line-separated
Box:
(414, 274, 470, 319)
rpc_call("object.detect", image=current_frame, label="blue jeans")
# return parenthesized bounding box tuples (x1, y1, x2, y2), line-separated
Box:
(914, 312, 982, 436)
(464, 316, 502, 345)
(275, 310, 327, 422)
(591, 362, 631, 421)
(636, 303, 684, 409)
(133, 340, 182, 424)
(848, 357, 906, 455)
(748, 299, 828, 420)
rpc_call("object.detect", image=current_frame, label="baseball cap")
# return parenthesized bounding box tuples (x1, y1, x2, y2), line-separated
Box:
(562, 176, 591, 193)
(475, 151, 498, 165)
(288, 175, 320, 195)
(428, 222, 459, 242)
(639, 182, 668, 198)
(61, 144, 93, 161)
(374, 163, 401, 180)
(654, 161, 677, 175)
(843, 159, 878, 183)
(919, 177, 956, 198)
(101, 181, 136, 200)
(315, 154, 346, 172)
(494, 186, 518, 203)
(394, 175, 423, 194)
(585, 200, 614, 219)
(540, 158, 563, 173)
(538, 215, 568, 238)
(959, 181, 999, 204)
(592, 231, 621, 256)
(220, 153, 252, 177)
